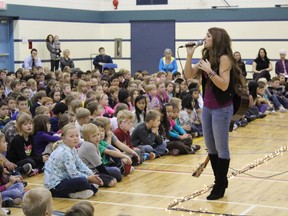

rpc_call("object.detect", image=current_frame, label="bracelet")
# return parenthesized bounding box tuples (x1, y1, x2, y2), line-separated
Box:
(208, 70, 216, 78)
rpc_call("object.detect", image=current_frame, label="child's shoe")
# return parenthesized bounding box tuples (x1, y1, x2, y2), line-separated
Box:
(69, 190, 94, 199)
(22, 163, 32, 176)
(2, 198, 13, 207)
(191, 144, 201, 151)
(149, 152, 156, 160)
(143, 153, 150, 161)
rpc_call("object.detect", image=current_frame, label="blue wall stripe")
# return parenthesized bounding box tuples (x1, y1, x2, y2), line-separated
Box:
(0, 4, 288, 23)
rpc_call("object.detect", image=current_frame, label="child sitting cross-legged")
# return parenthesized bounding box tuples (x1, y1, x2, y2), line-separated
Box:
(113, 110, 146, 160)
(93, 119, 132, 178)
(44, 124, 103, 199)
(0, 133, 26, 207)
(78, 123, 117, 187)
(131, 110, 167, 158)
(6, 113, 45, 176)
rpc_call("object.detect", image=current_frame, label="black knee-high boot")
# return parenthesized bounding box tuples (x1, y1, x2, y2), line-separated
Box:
(207, 158, 230, 200)
(208, 154, 218, 183)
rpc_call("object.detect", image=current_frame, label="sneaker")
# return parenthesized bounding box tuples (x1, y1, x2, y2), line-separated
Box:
(149, 152, 156, 160)
(69, 190, 94, 199)
(233, 123, 238, 131)
(27, 168, 39, 177)
(1, 208, 11, 215)
(143, 153, 150, 160)
(22, 181, 28, 187)
(22, 163, 32, 175)
(129, 166, 134, 174)
(279, 106, 286, 112)
(2, 199, 13, 207)
(165, 148, 169, 154)
(191, 144, 201, 151)
(123, 163, 131, 176)
(12, 198, 22, 205)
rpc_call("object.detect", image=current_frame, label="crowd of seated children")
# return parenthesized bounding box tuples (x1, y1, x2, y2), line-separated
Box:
(3, 53, 288, 213)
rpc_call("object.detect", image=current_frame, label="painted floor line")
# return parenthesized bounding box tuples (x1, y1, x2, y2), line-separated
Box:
(239, 205, 256, 215)
(56, 198, 166, 211)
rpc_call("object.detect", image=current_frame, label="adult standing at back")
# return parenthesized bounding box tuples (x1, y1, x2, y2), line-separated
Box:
(93, 47, 113, 73)
(46, 34, 59, 71)
(252, 48, 273, 81)
(159, 48, 178, 75)
(275, 48, 288, 77)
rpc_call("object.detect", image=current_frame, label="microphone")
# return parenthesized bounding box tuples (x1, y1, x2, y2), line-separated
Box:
(178, 40, 203, 48)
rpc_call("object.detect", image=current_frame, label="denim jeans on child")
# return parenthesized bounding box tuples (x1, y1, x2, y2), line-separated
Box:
(2, 182, 25, 201)
(201, 104, 233, 159)
(49, 177, 97, 198)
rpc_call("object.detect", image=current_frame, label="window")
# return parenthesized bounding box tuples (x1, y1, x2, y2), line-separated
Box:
(137, 0, 168, 5)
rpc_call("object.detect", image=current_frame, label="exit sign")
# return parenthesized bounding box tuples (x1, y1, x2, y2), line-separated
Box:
(0, 1, 7, 10)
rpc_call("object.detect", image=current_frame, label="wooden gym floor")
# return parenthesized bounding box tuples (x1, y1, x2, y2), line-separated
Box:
(12, 113, 288, 216)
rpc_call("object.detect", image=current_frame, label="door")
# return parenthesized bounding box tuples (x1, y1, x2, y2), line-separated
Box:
(131, 21, 175, 75)
(0, 18, 13, 71)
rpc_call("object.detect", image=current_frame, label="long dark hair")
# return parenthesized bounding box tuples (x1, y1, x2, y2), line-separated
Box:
(255, 48, 270, 62)
(160, 103, 173, 139)
(134, 95, 147, 123)
(46, 34, 54, 43)
(201, 27, 244, 97)
(248, 81, 259, 100)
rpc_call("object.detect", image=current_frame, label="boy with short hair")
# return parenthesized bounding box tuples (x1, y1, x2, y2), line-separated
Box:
(11, 96, 29, 120)
(75, 108, 91, 138)
(22, 188, 53, 216)
(113, 110, 145, 159)
(78, 123, 117, 187)
(93, 119, 131, 178)
(0, 101, 10, 130)
(131, 110, 167, 157)
(62, 83, 72, 99)
(4, 97, 16, 118)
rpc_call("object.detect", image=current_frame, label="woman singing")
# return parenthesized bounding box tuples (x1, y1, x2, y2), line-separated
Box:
(184, 27, 244, 200)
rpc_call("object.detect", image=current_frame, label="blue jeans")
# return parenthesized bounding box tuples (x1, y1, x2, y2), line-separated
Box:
(105, 166, 122, 182)
(49, 177, 97, 198)
(202, 104, 233, 159)
(139, 142, 167, 156)
(2, 182, 25, 201)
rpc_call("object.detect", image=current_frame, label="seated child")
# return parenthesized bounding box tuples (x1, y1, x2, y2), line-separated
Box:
(11, 96, 29, 120)
(78, 123, 117, 187)
(93, 119, 132, 178)
(161, 103, 200, 155)
(110, 103, 128, 131)
(6, 113, 45, 176)
(0, 133, 26, 207)
(114, 110, 147, 161)
(44, 124, 103, 199)
(0, 101, 10, 130)
(131, 110, 167, 157)
(22, 188, 53, 216)
(179, 93, 203, 137)
(33, 114, 61, 155)
(132, 95, 147, 128)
